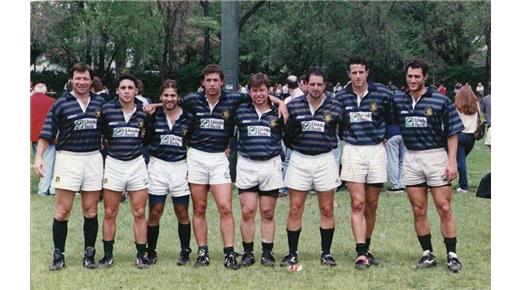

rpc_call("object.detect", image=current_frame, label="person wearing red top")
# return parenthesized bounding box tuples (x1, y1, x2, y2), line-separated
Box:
(31, 83, 56, 196)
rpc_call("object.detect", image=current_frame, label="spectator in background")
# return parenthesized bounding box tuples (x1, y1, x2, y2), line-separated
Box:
(481, 92, 491, 148)
(438, 83, 447, 96)
(298, 75, 308, 94)
(476, 82, 485, 99)
(387, 81, 398, 93)
(64, 79, 73, 92)
(453, 82, 462, 96)
(136, 79, 152, 165)
(31, 83, 56, 196)
(91, 76, 112, 102)
(454, 85, 480, 193)
(385, 119, 406, 193)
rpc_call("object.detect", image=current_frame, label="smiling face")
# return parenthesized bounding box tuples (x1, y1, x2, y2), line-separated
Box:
(116, 79, 137, 105)
(249, 84, 269, 106)
(160, 87, 179, 111)
(72, 70, 92, 96)
(203, 72, 223, 98)
(406, 67, 427, 94)
(307, 74, 325, 100)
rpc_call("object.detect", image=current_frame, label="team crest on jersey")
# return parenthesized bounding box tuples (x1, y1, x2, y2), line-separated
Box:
(137, 119, 144, 128)
(269, 119, 278, 128)
(103, 178, 108, 184)
(95, 110, 101, 118)
(55, 176, 60, 183)
(425, 106, 433, 117)
(222, 110, 230, 120)
(324, 113, 333, 123)
(183, 129, 189, 136)
(369, 101, 378, 112)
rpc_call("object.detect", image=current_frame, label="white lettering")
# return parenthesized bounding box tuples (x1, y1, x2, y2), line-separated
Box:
(405, 116, 428, 128)
(349, 112, 373, 123)
(73, 118, 97, 131)
(247, 126, 271, 137)
(159, 134, 183, 146)
(200, 118, 224, 130)
(301, 120, 325, 132)
(112, 127, 140, 137)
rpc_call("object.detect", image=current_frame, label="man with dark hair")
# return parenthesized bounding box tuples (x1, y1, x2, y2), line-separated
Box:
(234, 73, 284, 267)
(35, 63, 103, 271)
(98, 73, 152, 269)
(392, 59, 464, 273)
(282, 67, 343, 269)
(336, 56, 392, 269)
(181, 64, 287, 270)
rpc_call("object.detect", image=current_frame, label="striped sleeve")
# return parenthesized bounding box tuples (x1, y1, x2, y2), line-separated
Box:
(445, 99, 464, 136)
(39, 101, 59, 142)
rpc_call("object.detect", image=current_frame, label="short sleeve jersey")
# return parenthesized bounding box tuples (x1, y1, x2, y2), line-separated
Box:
(284, 93, 343, 155)
(40, 91, 104, 152)
(336, 82, 392, 145)
(101, 98, 150, 161)
(392, 87, 464, 150)
(234, 102, 283, 160)
(181, 91, 249, 152)
(147, 108, 191, 162)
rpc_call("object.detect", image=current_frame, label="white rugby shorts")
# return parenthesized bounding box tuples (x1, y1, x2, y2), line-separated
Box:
(285, 150, 341, 192)
(235, 154, 284, 191)
(341, 143, 387, 184)
(187, 148, 231, 185)
(52, 150, 103, 192)
(103, 155, 149, 192)
(402, 148, 450, 187)
(148, 157, 189, 197)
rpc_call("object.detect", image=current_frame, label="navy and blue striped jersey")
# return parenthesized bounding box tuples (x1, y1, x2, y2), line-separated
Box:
(40, 91, 104, 152)
(181, 91, 249, 152)
(336, 82, 392, 145)
(284, 93, 343, 155)
(146, 108, 191, 162)
(234, 102, 283, 160)
(101, 98, 150, 161)
(392, 87, 464, 150)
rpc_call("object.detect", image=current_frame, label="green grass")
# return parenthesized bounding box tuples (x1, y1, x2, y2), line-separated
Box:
(30, 140, 491, 290)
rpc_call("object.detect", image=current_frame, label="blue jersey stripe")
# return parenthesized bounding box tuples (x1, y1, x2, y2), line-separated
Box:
(147, 108, 190, 162)
(39, 91, 104, 152)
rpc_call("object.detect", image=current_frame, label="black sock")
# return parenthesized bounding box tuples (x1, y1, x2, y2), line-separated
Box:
(242, 241, 254, 253)
(52, 218, 68, 253)
(287, 228, 302, 256)
(223, 246, 234, 255)
(103, 240, 114, 258)
(135, 242, 147, 256)
(444, 237, 457, 254)
(418, 234, 433, 252)
(178, 223, 191, 250)
(261, 242, 274, 254)
(147, 225, 160, 253)
(365, 237, 371, 251)
(83, 216, 98, 249)
(198, 245, 209, 255)
(320, 227, 334, 255)
(356, 243, 368, 256)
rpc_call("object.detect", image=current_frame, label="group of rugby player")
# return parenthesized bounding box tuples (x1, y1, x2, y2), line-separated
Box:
(34, 56, 463, 273)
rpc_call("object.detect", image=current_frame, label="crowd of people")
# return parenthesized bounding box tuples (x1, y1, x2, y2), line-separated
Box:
(31, 57, 491, 274)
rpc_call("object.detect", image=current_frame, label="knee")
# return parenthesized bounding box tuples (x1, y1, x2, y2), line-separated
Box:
(104, 206, 119, 220)
(55, 207, 71, 220)
(241, 207, 256, 221)
(148, 209, 162, 225)
(320, 206, 334, 219)
(218, 205, 233, 218)
(351, 200, 365, 214)
(438, 204, 452, 219)
(174, 207, 190, 224)
(193, 203, 207, 217)
(260, 208, 274, 221)
(412, 204, 427, 218)
(365, 200, 378, 212)
(288, 204, 303, 219)
(132, 206, 146, 220)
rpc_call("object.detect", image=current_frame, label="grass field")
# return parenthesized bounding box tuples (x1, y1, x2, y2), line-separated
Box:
(30, 140, 490, 290)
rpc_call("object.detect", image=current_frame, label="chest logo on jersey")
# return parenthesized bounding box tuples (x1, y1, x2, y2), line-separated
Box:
(95, 110, 101, 118)
(113, 127, 140, 137)
(200, 118, 224, 130)
(405, 116, 428, 128)
(183, 129, 189, 136)
(301, 120, 325, 132)
(247, 125, 271, 137)
(160, 134, 183, 146)
(324, 113, 333, 123)
(349, 112, 372, 123)
(424, 106, 433, 117)
(222, 110, 230, 120)
(369, 101, 378, 112)
(269, 119, 278, 128)
(73, 118, 97, 131)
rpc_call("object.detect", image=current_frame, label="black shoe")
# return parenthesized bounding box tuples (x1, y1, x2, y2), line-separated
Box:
(261, 252, 275, 267)
(416, 250, 437, 269)
(240, 251, 255, 267)
(147, 250, 157, 264)
(320, 252, 337, 267)
(355, 254, 369, 270)
(83, 246, 97, 269)
(447, 252, 462, 273)
(135, 254, 151, 269)
(366, 251, 379, 266)
(224, 252, 241, 270)
(176, 248, 191, 266)
(98, 255, 114, 269)
(280, 254, 299, 267)
(193, 248, 210, 268)
(49, 249, 65, 271)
